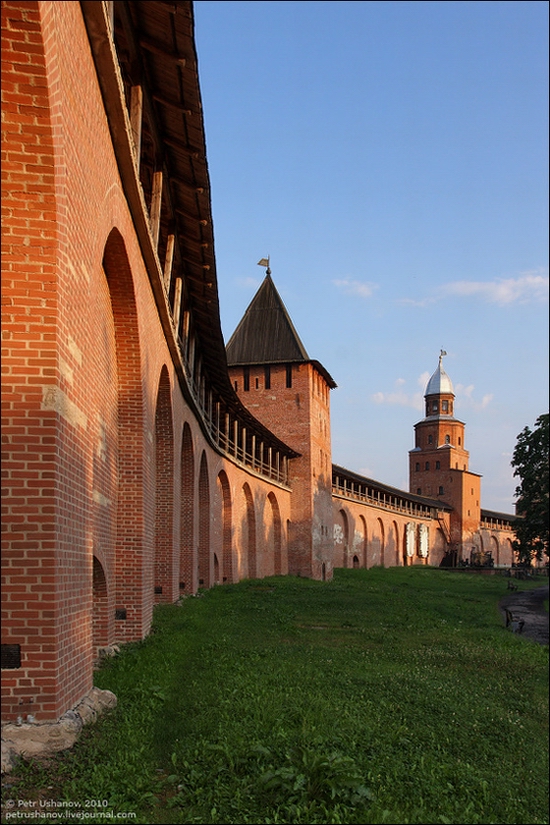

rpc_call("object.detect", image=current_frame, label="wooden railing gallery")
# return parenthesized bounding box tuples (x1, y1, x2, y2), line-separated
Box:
(85, 1, 291, 488)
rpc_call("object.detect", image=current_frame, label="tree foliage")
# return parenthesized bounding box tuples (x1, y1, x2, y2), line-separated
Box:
(511, 413, 549, 564)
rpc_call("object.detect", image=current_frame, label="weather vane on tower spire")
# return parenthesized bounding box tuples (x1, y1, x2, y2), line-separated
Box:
(439, 348, 447, 365)
(257, 256, 271, 276)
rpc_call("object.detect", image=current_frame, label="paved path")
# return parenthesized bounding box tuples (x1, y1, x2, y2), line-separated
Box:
(498, 585, 549, 646)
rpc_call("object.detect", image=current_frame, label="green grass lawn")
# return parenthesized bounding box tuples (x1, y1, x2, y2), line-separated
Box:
(2, 567, 548, 825)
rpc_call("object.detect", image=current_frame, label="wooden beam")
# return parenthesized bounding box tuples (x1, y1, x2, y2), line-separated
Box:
(163, 233, 175, 291)
(173, 277, 183, 333)
(150, 169, 163, 247)
(139, 36, 187, 66)
(130, 85, 143, 161)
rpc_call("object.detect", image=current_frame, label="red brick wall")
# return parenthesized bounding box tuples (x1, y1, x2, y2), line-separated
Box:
(2, 0, 65, 722)
(332, 497, 439, 570)
(1, 1, 293, 722)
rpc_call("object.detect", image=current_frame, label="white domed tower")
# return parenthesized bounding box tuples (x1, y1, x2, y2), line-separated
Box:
(409, 351, 481, 564)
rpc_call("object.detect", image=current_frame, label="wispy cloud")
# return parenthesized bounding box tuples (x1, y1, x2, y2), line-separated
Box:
(455, 383, 493, 411)
(372, 373, 493, 412)
(333, 278, 378, 298)
(401, 268, 549, 307)
(441, 269, 548, 305)
(372, 377, 424, 410)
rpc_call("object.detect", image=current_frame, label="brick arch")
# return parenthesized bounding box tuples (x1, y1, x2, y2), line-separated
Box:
(267, 491, 282, 575)
(180, 422, 195, 593)
(154, 366, 175, 603)
(335, 509, 349, 567)
(92, 556, 109, 654)
(243, 483, 257, 579)
(217, 470, 233, 583)
(502, 537, 514, 567)
(198, 451, 210, 587)
(370, 518, 385, 567)
(490, 534, 499, 567)
(102, 228, 148, 639)
(432, 527, 447, 567)
(392, 520, 400, 566)
(358, 515, 368, 568)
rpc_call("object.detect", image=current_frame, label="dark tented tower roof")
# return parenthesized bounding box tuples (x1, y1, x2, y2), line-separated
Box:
(226, 274, 309, 364)
(226, 274, 337, 387)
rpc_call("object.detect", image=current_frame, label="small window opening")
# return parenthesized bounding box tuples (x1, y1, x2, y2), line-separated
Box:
(264, 365, 271, 390)
(417, 488, 422, 495)
(436, 461, 440, 469)
(425, 461, 430, 470)
(445, 435, 450, 444)
(243, 367, 250, 392)
(438, 486, 444, 495)
(428, 435, 433, 444)
(286, 364, 292, 388)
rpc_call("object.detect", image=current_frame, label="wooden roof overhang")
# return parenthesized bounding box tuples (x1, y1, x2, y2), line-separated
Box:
(80, 1, 298, 460)
(332, 463, 453, 514)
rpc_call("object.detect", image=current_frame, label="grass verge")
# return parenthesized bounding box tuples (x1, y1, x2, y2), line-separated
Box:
(2, 567, 548, 824)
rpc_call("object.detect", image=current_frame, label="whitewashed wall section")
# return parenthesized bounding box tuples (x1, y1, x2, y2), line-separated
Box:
(406, 522, 416, 557)
(419, 523, 429, 558)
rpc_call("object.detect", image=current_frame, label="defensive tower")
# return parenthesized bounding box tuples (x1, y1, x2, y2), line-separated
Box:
(226, 267, 337, 578)
(409, 352, 482, 564)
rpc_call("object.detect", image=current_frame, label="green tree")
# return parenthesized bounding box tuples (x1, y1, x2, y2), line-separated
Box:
(511, 413, 549, 565)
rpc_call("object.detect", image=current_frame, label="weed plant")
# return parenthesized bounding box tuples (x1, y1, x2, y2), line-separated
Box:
(2, 568, 548, 824)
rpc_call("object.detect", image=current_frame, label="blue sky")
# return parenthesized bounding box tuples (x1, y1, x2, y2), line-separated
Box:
(193, 0, 549, 513)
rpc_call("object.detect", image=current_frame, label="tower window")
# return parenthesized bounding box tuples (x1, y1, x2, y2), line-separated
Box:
(428, 435, 433, 444)
(415, 462, 420, 472)
(425, 461, 430, 470)
(264, 365, 271, 390)
(442, 400, 448, 412)
(458, 437, 461, 446)
(436, 461, 440, 469)
(417, 488, 422, 495)
(286, 364, 293, 388)
(243, 367, 250, 392)
(438, 486, 444, 495)
(445, 435, 450, 444)
(234, 381, 238, 391)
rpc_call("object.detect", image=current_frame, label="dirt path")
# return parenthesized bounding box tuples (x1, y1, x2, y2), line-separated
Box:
(498, 585, 549, 646)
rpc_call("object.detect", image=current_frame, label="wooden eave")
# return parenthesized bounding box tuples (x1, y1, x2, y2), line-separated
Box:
(80, 1, 297, 459)
(332, 463, 453, 512)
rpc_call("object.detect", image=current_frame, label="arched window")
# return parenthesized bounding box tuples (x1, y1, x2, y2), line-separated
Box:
(445, 435, 450, 444)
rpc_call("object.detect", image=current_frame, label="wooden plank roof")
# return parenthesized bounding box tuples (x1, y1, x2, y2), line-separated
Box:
(226, 274, 337, 388)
